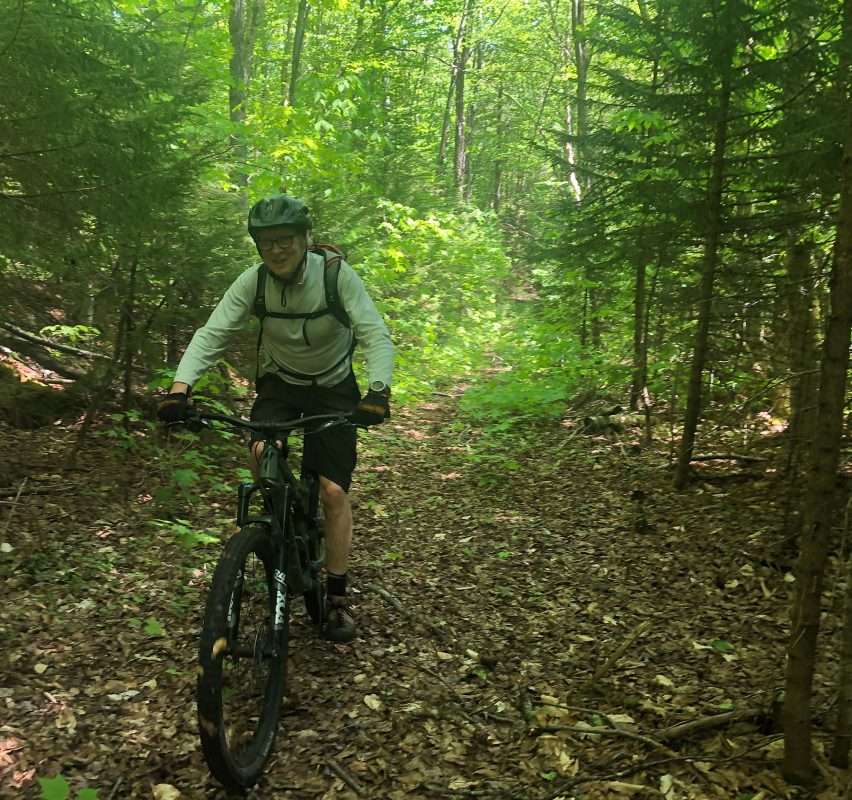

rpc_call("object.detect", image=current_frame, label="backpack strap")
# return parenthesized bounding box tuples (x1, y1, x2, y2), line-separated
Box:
(252, 263, 269, 380)
(253, 263, 269, 320)
(316, 247, 352, 329)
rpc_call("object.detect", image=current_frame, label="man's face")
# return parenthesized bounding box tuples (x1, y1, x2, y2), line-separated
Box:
(255, 225, 307, 281)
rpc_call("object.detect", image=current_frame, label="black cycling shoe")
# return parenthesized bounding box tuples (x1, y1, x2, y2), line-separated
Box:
(323, 596, 356, 643)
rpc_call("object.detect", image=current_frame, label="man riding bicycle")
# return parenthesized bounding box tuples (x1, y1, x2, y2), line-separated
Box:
(157, 194, 394, 643)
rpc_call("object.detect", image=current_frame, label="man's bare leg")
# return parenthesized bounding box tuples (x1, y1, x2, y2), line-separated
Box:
(250, 443, 352, 571)
(319, 476, 352, 574)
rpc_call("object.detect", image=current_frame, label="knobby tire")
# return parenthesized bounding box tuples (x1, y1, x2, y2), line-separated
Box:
(197, 523, 289, 793)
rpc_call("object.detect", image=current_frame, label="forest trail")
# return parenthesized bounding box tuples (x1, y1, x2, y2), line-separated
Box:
(0, 392, 830, 799)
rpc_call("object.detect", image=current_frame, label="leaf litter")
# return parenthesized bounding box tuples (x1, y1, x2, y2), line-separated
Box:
(0, 394, 846, 798)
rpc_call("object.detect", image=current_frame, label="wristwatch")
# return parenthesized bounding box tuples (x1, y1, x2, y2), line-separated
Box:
(369, 380, 390, 396)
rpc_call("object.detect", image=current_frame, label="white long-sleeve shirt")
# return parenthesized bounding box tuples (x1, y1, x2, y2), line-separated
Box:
(174, 251, 394, 388)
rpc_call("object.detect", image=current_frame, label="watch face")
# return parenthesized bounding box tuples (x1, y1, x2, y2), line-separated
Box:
(370, 381, 388, 393)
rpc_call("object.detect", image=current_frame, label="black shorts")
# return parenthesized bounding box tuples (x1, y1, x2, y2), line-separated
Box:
(250, 372, 360, 492)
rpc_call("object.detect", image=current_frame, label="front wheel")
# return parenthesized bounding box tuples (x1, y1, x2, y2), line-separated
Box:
(197, 524, 288, 793)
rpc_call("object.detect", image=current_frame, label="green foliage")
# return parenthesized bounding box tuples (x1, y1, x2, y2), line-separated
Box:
(151, 518, 220, 548)
(351, 202, 511, 397)
(2, 0, 845, 442)
(39, 774, 99, 800)
(38, 325, 101, 346)
(144, 617, 166, 637)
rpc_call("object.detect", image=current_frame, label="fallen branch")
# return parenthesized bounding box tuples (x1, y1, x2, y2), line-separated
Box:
(0, 339, 87, 380)
(536, 701, 618, 730)
(532, 723, 677, 758)
(107, 778, 123, 800)
(590, 620, 652, 683)
(1, 478, 27, 537)
(0, 321, 108, 360)
(326, 758, 365, 796)
(657, 708, 763, 742)
(690, 453, 767, 463)
(414, 662, 480, 727)
(691, 471, 761, 483)
(423, 782, 489, 797)
(0, 483, 75, 498)
(366, 581, 450, 642)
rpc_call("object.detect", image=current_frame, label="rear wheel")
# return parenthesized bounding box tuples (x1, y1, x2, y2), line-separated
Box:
(197, 524, 288, 793)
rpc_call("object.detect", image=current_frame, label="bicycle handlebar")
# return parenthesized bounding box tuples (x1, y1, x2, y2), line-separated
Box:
(181, 409, 355, 435)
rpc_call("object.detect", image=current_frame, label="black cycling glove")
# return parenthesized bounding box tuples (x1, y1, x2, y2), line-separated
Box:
(350, 390, 390, 427)
(157, 392, 190, 423)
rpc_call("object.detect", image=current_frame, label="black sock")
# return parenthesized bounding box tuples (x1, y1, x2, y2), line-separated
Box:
(327, 571, 347, 598)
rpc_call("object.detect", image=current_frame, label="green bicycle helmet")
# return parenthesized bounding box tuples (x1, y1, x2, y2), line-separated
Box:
(247, 194, 312, 236)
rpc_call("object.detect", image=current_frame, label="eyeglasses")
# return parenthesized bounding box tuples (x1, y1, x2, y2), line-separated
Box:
(257, 234, 299, 252)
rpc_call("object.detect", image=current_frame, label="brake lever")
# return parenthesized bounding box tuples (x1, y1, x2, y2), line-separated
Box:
(309, 416, 355, 435)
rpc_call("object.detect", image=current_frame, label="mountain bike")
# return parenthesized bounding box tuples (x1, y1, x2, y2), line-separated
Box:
(183, 408, 353, 793)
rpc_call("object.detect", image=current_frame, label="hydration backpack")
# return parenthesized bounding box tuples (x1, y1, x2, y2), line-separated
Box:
(252, 245, 351, 329)
(252, 245, 355, 383)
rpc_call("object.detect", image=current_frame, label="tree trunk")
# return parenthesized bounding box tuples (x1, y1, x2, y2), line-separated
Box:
(463, 41, 483, 202)
(281, 5, 294, 105)
(454, 39, 470, 198)
(439, 3, 469, 170)
(784, 0, 852, 779)
(288, 0, 309, 108)
(784, 240, 819, 479)
(631, 56, 662, 412)
(493, 85, 504, 212)
(673, 66, 732, 489)
(571, 0, 589, 194)
(65, 274, 129, 468)
(630, 255, 649, 411)
(121, 253, 139, 412)
(832, 541, 852, 768)
(229, 0, 263, 188)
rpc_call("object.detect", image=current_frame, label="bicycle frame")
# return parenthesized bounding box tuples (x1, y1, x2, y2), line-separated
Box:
(190, 409, 352, 792)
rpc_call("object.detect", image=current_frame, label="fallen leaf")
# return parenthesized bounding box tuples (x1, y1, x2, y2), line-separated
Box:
(34, 663, 48, 675)
(152, 785, 181, 800)
(608, 713, 637, 729)
(55, 707, 76, 734)
(107, 690, 140, 702)
(364, 694, 383, 711)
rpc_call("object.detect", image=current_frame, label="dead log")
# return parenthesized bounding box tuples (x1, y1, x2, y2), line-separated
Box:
(690, 453, 767, 463)
(0, 321, 108, 360)
(657, 708, 763, 741)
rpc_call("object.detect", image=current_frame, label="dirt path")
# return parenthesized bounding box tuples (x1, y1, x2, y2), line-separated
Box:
(0, 393, 835, 799)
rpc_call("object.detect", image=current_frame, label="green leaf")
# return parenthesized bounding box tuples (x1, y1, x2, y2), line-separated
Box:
(173, 468, 199, 488)
(496, 550, 511, 559)
(711, 639, 735, 653)
(39, 775, 70, 800)
(540, 771, 558, 781)
(78, 789, 100, 800)
(144, 618, 165, 637)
